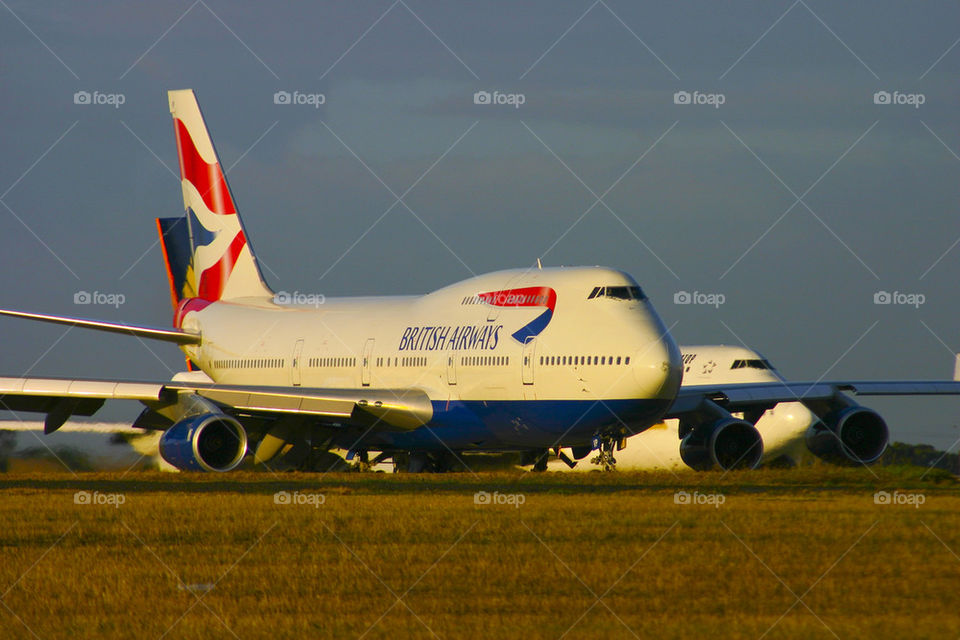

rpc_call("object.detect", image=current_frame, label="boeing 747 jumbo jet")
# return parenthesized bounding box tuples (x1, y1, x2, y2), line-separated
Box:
(1, 89, 959, 473)
(546, 346, 831, 472)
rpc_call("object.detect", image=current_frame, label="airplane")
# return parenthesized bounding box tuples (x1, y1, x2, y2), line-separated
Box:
(1, 88, 959, 474)
(543, 345, 833, 472)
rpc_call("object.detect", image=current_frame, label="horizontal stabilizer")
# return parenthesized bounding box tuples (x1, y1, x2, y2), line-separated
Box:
(0, 308, 201, 345)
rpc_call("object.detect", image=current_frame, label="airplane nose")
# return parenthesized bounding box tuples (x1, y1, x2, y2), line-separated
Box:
(633, 328, 682, 401)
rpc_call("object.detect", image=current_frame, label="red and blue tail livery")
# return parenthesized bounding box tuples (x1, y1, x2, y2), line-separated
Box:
(166, 89, 272, 304)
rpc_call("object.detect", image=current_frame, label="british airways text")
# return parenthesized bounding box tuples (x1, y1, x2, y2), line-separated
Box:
(398, 325, 502, 351)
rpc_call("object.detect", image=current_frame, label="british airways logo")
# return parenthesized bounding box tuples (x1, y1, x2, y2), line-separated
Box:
(479, 286, 557, 343)
(398, 286, 558, 351)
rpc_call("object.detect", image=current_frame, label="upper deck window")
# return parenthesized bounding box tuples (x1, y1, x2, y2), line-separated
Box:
(588, 286, 647, 301)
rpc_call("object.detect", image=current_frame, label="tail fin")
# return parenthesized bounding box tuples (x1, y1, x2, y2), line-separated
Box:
(167, 89, 272, 301)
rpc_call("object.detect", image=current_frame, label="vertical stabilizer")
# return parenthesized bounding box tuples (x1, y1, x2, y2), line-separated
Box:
(167, 89, 272, 301)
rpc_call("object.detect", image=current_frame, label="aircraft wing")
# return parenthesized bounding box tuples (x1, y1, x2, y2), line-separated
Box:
(0, 376, 433, 433)
(163, 381, 433, 430)
(667, 380, 960, 416)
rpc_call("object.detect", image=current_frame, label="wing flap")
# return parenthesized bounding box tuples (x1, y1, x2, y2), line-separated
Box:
(0, 375, 433, 433)
(168, 383, 432, 430)
(0, 376, 168, 401)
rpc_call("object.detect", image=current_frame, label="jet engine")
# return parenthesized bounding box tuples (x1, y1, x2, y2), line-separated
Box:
(805, 405, 888, 465)
(680, 417, 763, 471)
(158, 413, 248, 472)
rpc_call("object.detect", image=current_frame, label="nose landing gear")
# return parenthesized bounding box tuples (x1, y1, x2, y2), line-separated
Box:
(590, 435, 620, 471)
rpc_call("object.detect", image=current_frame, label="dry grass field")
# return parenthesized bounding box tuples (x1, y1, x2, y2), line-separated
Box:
(0, 467, 958, 639)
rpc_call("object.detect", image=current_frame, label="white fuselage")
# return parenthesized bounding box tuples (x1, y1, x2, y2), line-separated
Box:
(176, 266, 683, 452)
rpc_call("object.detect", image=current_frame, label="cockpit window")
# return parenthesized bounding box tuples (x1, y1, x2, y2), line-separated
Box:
(606, 286, 631, 300)
(588, 286, 647, 301)
(731, 359, 773, 370)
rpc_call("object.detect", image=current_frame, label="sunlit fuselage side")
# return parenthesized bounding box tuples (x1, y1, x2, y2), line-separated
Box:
(175, 266, 683, 452)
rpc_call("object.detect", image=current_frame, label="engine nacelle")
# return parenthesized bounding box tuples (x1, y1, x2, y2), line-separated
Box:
(805, 406, 888, 465)
(680, 418, 763, 471)
(159, 413, 248, 472)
